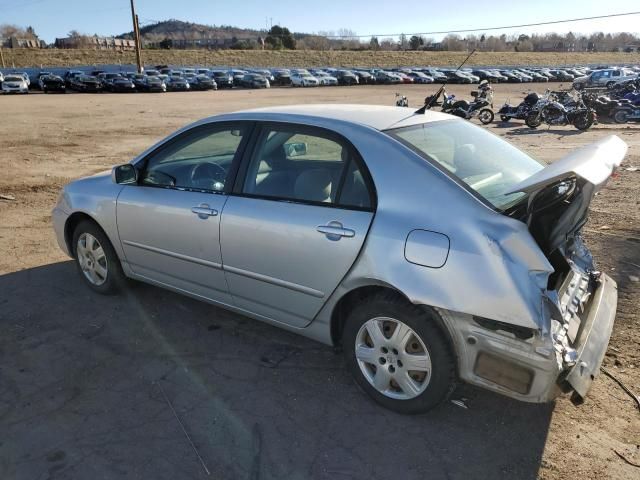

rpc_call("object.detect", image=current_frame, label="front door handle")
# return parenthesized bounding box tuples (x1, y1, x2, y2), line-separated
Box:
(317, 221, 355, 240)
(191, 205, 218, 218)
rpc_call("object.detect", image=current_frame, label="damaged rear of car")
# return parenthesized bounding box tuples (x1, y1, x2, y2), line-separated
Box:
(387, 121, 625, 404)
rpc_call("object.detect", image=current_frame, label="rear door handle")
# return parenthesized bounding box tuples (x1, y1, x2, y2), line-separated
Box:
(191, 205, 218, 218)
(317, 221, 355, 240)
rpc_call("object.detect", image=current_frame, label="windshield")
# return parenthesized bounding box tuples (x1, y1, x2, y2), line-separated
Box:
(5, 76, 23, 82)
(386, 120, 545, 210)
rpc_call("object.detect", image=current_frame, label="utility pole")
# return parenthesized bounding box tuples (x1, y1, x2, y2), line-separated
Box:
(130, 0, 143, 73)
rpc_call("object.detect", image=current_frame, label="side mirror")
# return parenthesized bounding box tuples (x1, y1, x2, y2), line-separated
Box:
(284, 142, 308, 157)
(112, 164, 138, 185)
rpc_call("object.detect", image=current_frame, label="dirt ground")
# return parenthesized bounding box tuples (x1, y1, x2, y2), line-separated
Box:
(0, 83, 638, 480)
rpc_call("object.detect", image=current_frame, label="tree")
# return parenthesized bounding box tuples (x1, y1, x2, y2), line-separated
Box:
(409, 35, 423, 50)
(159, 37, 173, 49)
(399, 33, 407, 50)
(369, 36, 380, 50)
(443, 34, 465, 51)
(265, 25, 296, 50)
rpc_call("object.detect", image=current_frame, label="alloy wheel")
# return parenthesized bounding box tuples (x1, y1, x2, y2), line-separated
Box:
(76, 233, 108, 286)
(355, 317, 432, 400)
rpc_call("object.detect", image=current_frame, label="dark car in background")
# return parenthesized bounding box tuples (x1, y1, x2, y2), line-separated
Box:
(443, 70, 473, 83)
(354, 70, 375, 84)
(272, 69, 292, 86)
(35, 72, 53, 90)
(63, 70, 84, 88)
(240, 73, 270, 89)
(68, 75, 102, 92)
(97, 73, 124, 91)
(108, 76, 137, 93)
(472, 69, 502, 83)
(40, 74, 66, 93)
(166, 76, 190, 91)
(335, 70, 359, 86)
(251, 69, 275, 83)
(405, 71, 433, 84)
(134, 75, 166, 92)
(231, 70, 248, 87)
(550, 69, 575, 82)
(499, 70, 523, 82)
(187, 74, 217, 91)
(211, 70, 234, 88)
(375, 71, 402, 84)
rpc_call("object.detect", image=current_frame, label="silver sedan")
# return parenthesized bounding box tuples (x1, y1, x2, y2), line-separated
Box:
(52, 105, 625, 413)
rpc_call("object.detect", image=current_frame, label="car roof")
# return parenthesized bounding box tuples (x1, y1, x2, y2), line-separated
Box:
(220, 104, 451, 131)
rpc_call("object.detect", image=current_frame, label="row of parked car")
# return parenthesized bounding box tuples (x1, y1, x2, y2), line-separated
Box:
(2, 64, 638, 94)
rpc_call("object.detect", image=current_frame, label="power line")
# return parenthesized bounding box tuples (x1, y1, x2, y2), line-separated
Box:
(322, 11, 640, 39)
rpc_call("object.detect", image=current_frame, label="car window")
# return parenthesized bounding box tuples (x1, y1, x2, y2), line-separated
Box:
(387, 119, 545, 210)
(242, 126, 372, 209)
(141, 125, 247, 193)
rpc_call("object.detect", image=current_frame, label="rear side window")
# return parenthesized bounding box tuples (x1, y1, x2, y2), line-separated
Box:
(241, 126, 373, 209)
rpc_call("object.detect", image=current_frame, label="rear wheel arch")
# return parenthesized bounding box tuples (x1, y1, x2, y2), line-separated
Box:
(330, 284, 455, 357)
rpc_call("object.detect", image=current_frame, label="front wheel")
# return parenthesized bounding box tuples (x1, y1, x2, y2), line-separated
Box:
(613, 109, 630, 124)
(478, 108, 494, 125)
(342, 293, 456, 414)
(72, 220, 125, 295)
(526, 111, 542, 128)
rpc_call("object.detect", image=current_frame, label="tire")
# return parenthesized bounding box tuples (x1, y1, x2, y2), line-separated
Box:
(72, 220, 125, 295)
(526, 111, 542, 128)
(573, 112, 594, 131)
(342, 293, 456, 414)
(613, 109, 629, 124)
(478, 108, 494, 125)
(606, 81, 615, 89)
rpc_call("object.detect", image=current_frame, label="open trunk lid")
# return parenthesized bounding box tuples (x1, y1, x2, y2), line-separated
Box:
(506, 135, 627, 256)
(506, 135, 627, 196)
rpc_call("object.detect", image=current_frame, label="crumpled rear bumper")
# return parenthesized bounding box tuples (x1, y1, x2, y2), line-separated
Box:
(564, 273, 617, 400)
(437, 272, 617, 404)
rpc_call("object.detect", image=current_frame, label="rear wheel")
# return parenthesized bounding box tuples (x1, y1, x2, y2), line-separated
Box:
(342, 293, 456, 414)
(478, 108, 494, 125)
(613, 109, 630, 124)
(72, 221, 125, 295)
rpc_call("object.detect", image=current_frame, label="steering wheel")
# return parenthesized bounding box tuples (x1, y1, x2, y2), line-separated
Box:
(190, 162, 227, 191)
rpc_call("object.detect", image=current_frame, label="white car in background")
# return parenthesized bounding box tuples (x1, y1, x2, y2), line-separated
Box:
(291, 72, 320, 87)
(313, 71, 338, 86)
(573, 68, 638, 89)
(2, 74, 29, 94)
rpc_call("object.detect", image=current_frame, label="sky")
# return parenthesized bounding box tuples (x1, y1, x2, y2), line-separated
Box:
(1, 0, 639, 43)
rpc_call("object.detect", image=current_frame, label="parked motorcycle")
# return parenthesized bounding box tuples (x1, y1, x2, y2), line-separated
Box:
(395, 93, 409, 107)
(439, 82, 495, 124)
(526, 91, 596, 130)
(497, 92, 539, 122)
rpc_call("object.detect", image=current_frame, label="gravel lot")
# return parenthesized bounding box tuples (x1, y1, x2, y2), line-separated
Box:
(1, 84, 638, 480)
